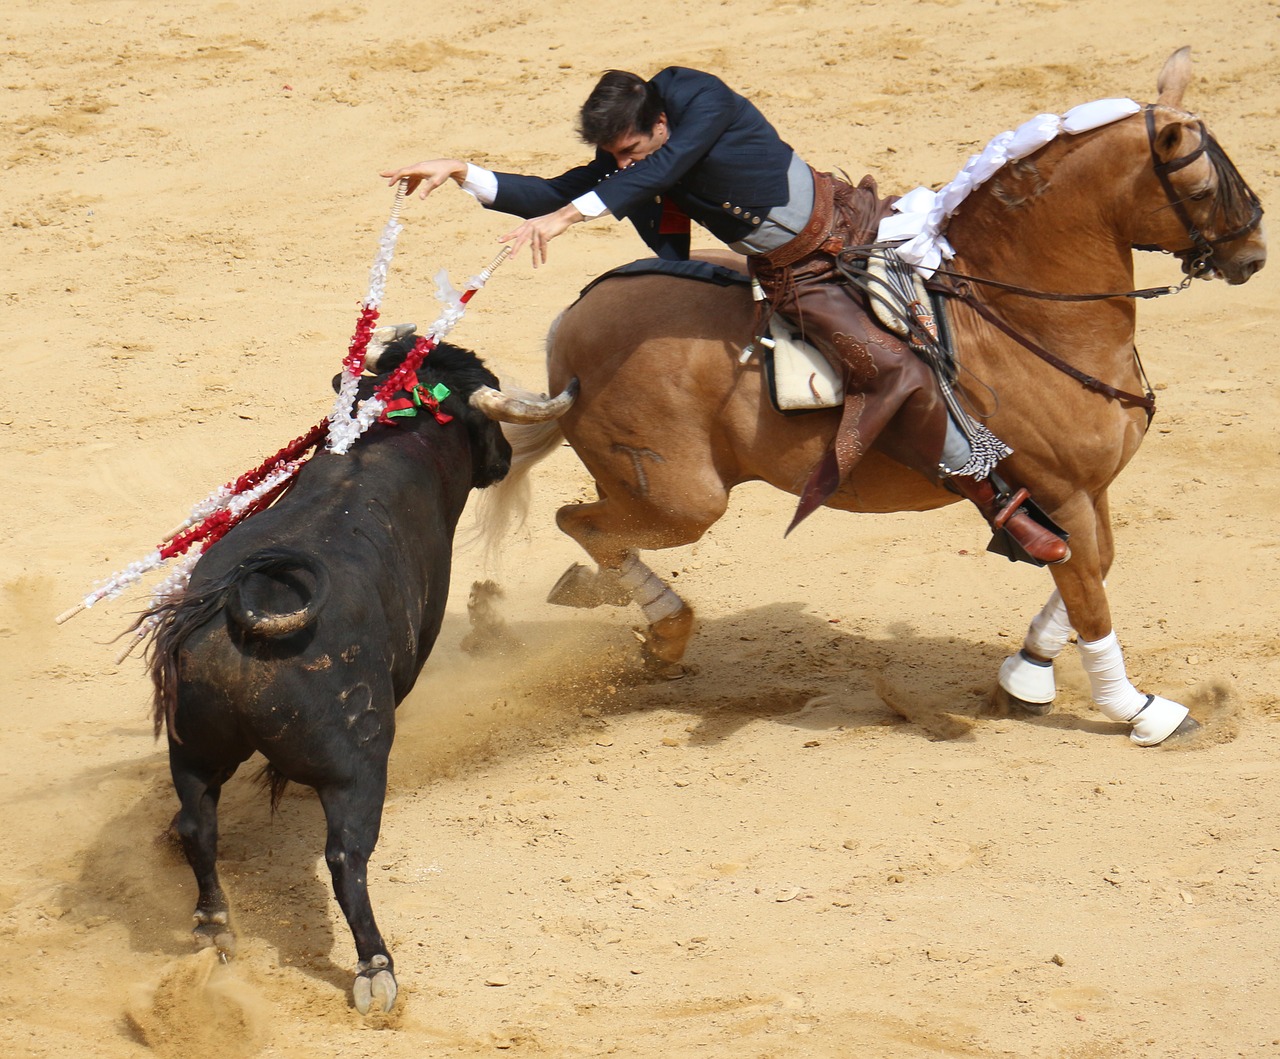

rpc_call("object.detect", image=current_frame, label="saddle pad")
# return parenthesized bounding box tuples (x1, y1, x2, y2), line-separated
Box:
(576, 256, 750, 301)
(762, 317, 843, 413)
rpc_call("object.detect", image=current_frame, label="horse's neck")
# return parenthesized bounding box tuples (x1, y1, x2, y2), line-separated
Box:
(944, 124, 1142, 349)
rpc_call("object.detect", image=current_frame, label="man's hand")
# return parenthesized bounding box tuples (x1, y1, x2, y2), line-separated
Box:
(499, 204, 585, 268)
(379, 159, 468, 198)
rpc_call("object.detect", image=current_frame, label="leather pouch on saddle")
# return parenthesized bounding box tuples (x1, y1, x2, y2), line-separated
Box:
(760, 315, 844, 413)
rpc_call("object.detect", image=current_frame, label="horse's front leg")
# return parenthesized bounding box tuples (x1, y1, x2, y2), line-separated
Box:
(997, 492, 1196, 745)
(997, 492, 1112, 710)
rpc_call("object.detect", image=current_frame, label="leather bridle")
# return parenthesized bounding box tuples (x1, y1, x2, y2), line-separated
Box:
(1135, 104, 1264, 275)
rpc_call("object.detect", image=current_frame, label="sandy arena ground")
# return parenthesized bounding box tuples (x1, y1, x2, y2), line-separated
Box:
(3, 1, 1278, 1056)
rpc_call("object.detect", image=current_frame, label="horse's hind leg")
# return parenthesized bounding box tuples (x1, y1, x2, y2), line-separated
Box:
(169, 747, 243, 957)
(553, 481, 728, 668)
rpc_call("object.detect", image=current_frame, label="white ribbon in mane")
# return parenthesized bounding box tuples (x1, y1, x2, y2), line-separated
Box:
(878, 98, 1142, 275)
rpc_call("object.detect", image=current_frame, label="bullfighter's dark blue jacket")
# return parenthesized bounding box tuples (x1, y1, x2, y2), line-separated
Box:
(486, 67, 795, 260)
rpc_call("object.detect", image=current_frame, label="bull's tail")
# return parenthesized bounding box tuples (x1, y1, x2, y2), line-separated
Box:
(142, 548, 330, 740)
(467, 416, 565, 563)
(255, 761, 291, 813)
(222, 549, 330, 639)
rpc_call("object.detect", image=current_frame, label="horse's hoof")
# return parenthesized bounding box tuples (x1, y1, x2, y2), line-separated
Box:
(354, 954, 397, 1014)
(646, 658, 695, 681)
(997, 651, 1056, 712)
(1130, 695, 1192, 746)
(991, 684, 1054, 717)
(1160, 713, 1202, 744)
(547, 563, 629, 609)
(640, 607, 696, 666)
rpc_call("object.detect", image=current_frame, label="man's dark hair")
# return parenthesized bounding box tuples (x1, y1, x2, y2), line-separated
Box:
(578, 70, 664, 146)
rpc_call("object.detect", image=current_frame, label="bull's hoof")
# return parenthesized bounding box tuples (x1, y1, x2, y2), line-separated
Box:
(353, 954, 397, 1014)
(547, 563, 631, 609)
(192, 910, 235, 960)
(990, 684, 1054, 717)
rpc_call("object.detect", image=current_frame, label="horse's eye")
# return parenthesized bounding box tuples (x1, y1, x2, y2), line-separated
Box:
(1189, 188, 1212, 202)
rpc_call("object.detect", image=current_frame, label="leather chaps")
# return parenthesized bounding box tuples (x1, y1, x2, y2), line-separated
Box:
(749, 170, 950, 531)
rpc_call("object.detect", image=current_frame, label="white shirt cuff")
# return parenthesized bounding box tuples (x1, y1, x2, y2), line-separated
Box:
(572, 191, 609, 219)
(461, 163, 498, 205)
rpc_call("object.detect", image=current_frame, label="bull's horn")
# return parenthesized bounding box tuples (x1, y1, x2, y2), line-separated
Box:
(469, 379, 579, 423)
(363, 323, 418, 373)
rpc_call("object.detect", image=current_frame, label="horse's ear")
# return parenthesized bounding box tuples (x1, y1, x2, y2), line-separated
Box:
(1157, 46, 1192, 109)
(1153, 116, 1193, 164)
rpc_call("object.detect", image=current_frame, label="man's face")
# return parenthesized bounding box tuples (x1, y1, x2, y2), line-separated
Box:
(602, 116, 669, 169)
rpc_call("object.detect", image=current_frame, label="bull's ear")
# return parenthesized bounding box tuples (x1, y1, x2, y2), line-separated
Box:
(469, 416, 512, 489)
(331, 373, 379, 398)
(364, 323, 418, 375)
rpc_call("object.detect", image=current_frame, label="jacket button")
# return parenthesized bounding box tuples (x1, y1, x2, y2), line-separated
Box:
(733, 206, 742, 215)
(722, 202, 731, 209)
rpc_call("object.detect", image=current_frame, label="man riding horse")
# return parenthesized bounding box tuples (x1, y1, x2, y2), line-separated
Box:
(382, 66, 1068, 565)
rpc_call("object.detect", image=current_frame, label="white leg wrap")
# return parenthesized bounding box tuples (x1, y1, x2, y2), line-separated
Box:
(1075, 632, 1189, 744)
(1076, 632, 1147, 722)
(998, 651, 1056, 704)
(617, 553, 684, 623)
(1024, 589, 1074, 659)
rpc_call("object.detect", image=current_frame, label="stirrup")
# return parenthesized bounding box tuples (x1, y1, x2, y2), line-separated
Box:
(990, 487, 1031, 530)
(985, 491, 1070, 567)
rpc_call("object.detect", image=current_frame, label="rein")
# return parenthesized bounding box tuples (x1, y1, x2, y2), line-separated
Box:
(916, 262, 1196, 302)
(939, 284, 1157, 417)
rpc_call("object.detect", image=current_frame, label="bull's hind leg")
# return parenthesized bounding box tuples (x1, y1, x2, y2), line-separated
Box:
(552, 480, 729, 669)
(169, 749, 244, 958)
(316, 761, 396, 1014)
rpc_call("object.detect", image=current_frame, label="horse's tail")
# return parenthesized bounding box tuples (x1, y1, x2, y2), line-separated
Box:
(141, 548, 330, 741)
(467, 412, 566, 564)
(467, 311, 576, 563)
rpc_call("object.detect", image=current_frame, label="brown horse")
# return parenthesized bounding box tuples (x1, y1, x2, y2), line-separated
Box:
(476, 49, 1265, 746)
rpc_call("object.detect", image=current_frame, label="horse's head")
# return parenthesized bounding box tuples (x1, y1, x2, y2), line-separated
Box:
(1130, 48, 1266, 285)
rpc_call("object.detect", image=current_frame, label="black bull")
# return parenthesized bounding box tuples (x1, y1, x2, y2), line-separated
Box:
(142, 340, 563, 1013)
